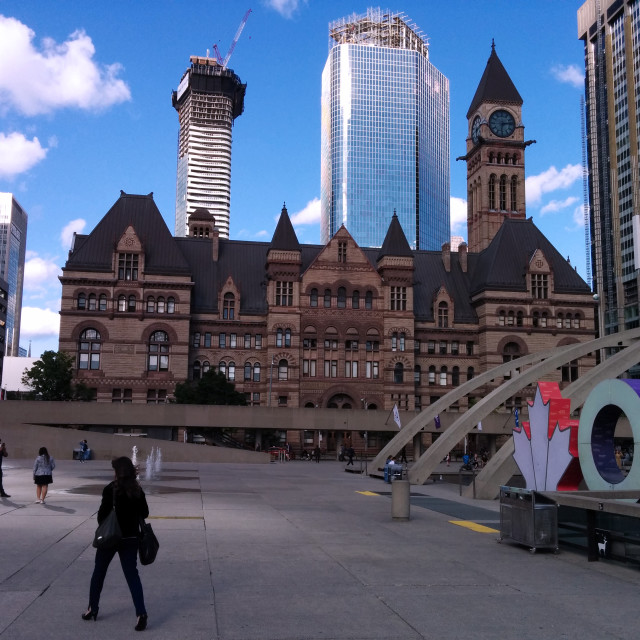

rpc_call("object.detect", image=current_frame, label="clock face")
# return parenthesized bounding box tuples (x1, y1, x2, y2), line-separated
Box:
(489, 110, 515, 137)
(471, 116, 482, 144)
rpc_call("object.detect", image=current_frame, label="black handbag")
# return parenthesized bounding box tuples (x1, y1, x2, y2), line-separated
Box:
(138, 518, 159, 565)
(93, 486, 122, 549)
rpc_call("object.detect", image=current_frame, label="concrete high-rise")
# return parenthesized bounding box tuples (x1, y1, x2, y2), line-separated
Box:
(321, 8, 450, 250)
(578, 0, 640, 335)
(172, 56, 246, 238)
(0, 193, 27, 356)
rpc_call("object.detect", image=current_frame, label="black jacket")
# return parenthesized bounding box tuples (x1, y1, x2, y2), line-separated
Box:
(97, 480, 149, 538)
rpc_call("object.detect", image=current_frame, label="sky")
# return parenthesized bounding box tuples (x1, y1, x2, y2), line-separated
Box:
(0, 0, 589, 358)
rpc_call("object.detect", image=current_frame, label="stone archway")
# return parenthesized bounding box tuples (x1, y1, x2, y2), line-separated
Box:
(325, 393, 355, 409)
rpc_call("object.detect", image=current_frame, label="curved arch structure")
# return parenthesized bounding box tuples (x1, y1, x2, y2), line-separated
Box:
(369, 328, 640, 494)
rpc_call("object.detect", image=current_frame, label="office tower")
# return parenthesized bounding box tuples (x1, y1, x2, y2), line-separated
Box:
(172, 56, 246, 238)
(321, 8, 450, 250)
(0, 193, 27, 356)
(578, 0, 640, 335)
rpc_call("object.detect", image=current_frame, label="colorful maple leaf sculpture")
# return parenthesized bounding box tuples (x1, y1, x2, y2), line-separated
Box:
(512, 382, 581, 491)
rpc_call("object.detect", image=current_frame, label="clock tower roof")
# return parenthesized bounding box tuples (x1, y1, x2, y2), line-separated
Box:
(466, 42, 522, 118)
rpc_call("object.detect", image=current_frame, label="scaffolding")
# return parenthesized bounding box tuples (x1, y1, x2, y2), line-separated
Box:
(328, 8, 429, 59)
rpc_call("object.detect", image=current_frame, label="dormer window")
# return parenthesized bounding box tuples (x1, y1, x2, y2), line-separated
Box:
(338, 241, 347, 263)
(118, 253, 138, 281)
(531, 274, 548, 299)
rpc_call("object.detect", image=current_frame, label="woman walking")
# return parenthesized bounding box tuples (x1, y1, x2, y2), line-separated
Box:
(83, 457, 149, 631)
(33, 447, 55, 503)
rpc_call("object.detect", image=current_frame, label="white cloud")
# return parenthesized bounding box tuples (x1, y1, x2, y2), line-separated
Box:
(0, 131, 47, 178)
(60, 218, 86, 248)
(540, 196, 580, 215)
(525, 164, 582, 205)
(0, 15, 131, 116)
(290, 197, 320, 225)
(551, 64, 584, 88)
(262, 0, 305, 19)
(20, 306, 60, 338)
(24, 255, 61, 294)
(572, 204, 588, 228)
(450, 196, 467, 236)
(254, 230, 268, 238)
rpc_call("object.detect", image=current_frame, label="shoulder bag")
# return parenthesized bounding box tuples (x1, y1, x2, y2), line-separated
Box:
(138, 517, 159, 565)
(93, 486, 122, 549)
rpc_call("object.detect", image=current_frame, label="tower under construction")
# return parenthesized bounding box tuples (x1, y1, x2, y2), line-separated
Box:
(172, 56, 246, 238)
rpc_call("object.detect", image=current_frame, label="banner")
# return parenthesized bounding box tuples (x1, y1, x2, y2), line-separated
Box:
(434, 414, 441, 429)
(392, 404, 402, 429)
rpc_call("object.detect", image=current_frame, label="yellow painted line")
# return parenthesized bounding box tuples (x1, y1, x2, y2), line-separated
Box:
(449, 520, 499, 533)
(148, 516, 203, 520)
(356, 491, 380, 496)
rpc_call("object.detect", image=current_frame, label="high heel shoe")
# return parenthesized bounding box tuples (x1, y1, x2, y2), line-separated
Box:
(81, 608, 98, 621)
(135, 614, 148, 631)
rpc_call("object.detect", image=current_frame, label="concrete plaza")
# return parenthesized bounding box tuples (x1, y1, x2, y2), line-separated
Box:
(0, 457, 638, 639)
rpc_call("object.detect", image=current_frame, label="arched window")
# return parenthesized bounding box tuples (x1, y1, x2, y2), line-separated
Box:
(565, 313, 572, 329)
(510, 175, 518, 210)
(533, 311, 539, 327)
(452, 366, 460, 386)
(438, 301, 449, 328)
(78, 328, 101, 370)
(253, 362, 261, 382)
(223, 292, 235, 319)
(557, 313, 563, 329)
(77, 293, 86, 310)
(489, 174, 496, 210)
(467, 367, 475, 381)
(428, 365, 436, 385)
(148, 330, 169, 371)
(228, 361, 235, 381)
(278, 359, 288, 381)
(244, 362, 252, 381)
(324, 289, 331, 308)
(310, 288, 318, 307)
(127, 295, 136, 312)
(394, 362, 404, 384)
(157, 297, 166, 314)
(99, 294, 107, 311)
(219, 361, 226, 377)
(167, 297, 175, 314)
(541, 312, 548, 328)
(118, 295, 126, 312)
(193, 360, 201, 380)
(276, 328, 283, 347)
(285, 328, 291, 348)
(499, 175, 507, 210)
(414, 365, 421, 384)
(202, 361, 210, 374)
(499, 310, 506, 326)
(352, 290, 360, 309)
(573, 314, 581, 329)
(365, 290, 373, 309)
(439, 366, 448, 386)
(88, 294, 97, 310)
(489, 152, 494, 163)
(146, 297, 156, 313)
(337, 287, 346, 308)
(507, 310, 515, 326)
(502, 342, 520, 379)
(516, 311, 523, 327)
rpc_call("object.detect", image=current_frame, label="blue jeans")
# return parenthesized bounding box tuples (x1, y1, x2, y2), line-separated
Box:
(89, 538, 146, 616)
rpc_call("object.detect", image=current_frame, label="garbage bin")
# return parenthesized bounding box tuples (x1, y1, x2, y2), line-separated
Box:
(499, 486, 558, 553)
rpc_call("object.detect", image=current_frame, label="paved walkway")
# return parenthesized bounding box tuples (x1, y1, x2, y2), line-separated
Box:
(0, 457, 638, 639)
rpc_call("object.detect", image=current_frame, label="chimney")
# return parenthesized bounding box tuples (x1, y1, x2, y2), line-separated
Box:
(442, 242, 451, 272)
(458, 242, 468, 273)
(212, 227, 219, 262)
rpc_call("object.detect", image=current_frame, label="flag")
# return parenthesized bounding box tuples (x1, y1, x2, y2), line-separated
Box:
(477, 421, 483, 431)
(514, 408, 519, 428)
(434, 414, 441, 429)
(318, 431, 323, 442)
(393, 404, 402, 429)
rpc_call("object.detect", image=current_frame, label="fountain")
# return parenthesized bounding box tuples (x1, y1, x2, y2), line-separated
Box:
(131, 445, 138, 467)
(143, 447, 163, 481)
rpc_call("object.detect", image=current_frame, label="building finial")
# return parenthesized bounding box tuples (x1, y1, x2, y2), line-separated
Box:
(491, 38, 495, 52)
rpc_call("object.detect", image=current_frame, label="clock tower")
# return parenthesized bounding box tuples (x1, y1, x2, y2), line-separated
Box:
(463, 43, 530, 252)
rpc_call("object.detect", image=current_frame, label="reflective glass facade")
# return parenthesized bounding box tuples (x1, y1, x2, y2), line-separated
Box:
(321, 11, 450, 250)
(0, 193, 27, 356)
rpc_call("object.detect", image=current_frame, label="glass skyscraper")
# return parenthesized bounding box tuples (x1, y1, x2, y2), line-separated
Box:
(321, 8, 450, 250)
(0, 193, 27, 356)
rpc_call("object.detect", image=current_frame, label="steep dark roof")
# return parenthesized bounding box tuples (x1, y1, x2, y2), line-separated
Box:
(377, 212, 413, 260)
(466, 43, 523, 118)
(190, 208, 215, 221)
(63, 192, 191, 275)
(269, 204, 300, 252)
(470, 218, 591, 296)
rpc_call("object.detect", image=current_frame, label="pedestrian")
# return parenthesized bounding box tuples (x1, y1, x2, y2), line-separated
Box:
(446, 453, 450, 467)
(33, 446, 55, 504)
(313, 446, 321, 463)
(79, 439, 90, 463)
(347, 447, 355, 466)
(83, 456, 149, 631)
(0, 437, 10, 497)
(400, 447, 407, 463)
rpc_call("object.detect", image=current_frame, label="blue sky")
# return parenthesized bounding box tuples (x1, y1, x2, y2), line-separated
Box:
(0, 0, 588, 358)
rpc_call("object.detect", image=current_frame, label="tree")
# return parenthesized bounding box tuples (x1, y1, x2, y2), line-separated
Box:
(21, 350, 75, 400)
(174, 369, 247, 405)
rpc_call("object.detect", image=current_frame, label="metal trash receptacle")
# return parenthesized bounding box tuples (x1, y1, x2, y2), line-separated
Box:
(499, 486, 558, 553)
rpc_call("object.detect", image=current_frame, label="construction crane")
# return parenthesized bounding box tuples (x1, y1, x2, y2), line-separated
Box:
(211, 9, 251, 68)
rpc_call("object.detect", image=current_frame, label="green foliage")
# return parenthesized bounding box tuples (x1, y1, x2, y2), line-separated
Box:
(21, 350, 75, 400)
(174, 369, 247, 406)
